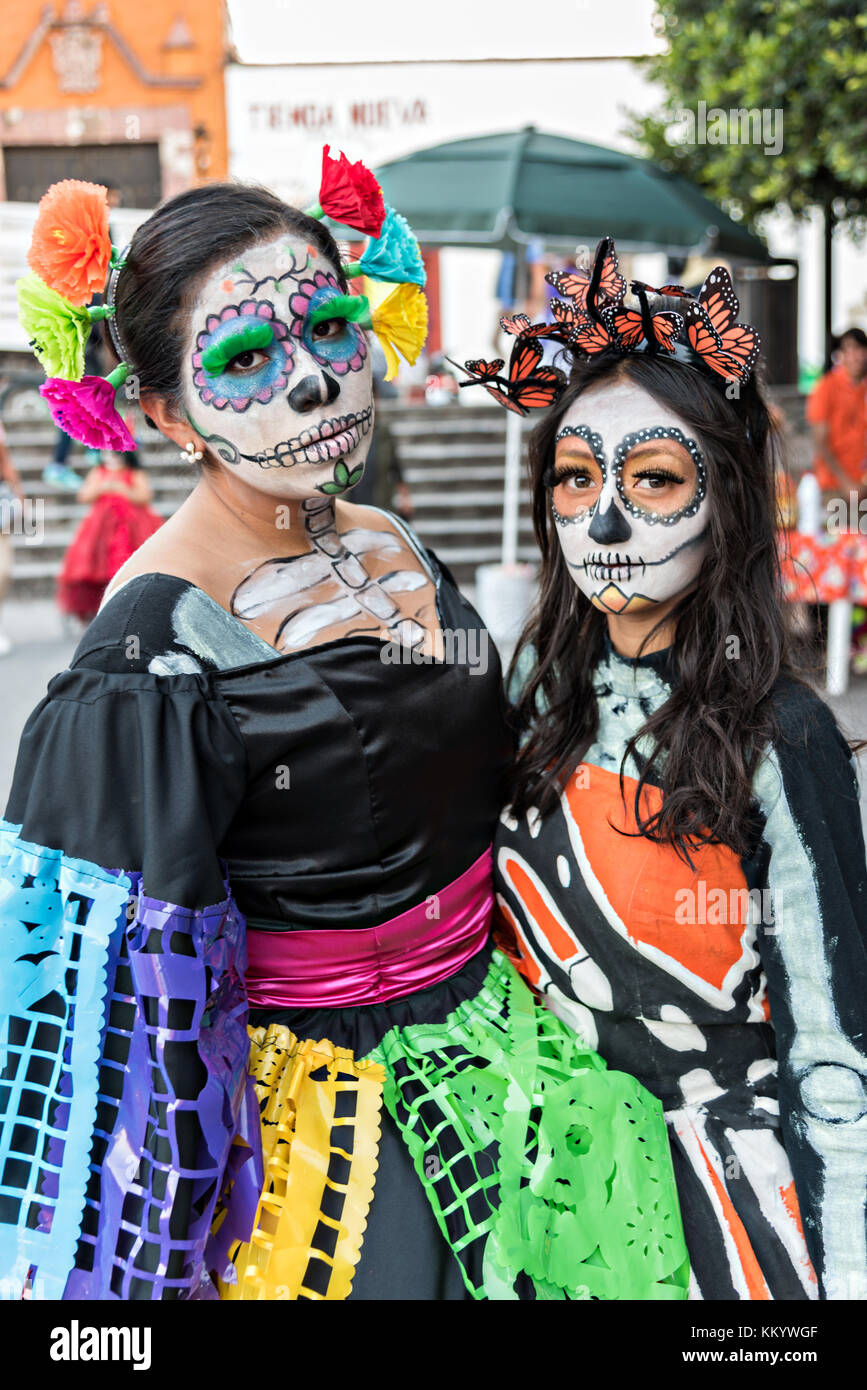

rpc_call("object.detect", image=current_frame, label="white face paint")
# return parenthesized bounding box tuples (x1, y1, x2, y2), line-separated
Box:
(180, 232, 374, 499)
(546, 380, 711, 614)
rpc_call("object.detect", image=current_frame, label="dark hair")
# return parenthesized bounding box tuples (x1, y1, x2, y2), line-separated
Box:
(838, 327, 867, 350)
(111, 182, 347, 424)
(508, 350, 809, 860)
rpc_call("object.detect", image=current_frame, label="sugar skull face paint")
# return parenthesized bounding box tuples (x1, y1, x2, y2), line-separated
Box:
(288, 271, 368, 375)
(182, 233, 373, 498)
(545, 381, 711, 613)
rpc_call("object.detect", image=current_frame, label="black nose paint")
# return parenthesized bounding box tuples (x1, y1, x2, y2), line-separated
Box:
(587, 499, 632, 544)
(288, 372, 340, 412)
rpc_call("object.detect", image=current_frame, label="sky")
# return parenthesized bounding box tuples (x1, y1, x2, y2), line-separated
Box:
(225, 0, 666, 65)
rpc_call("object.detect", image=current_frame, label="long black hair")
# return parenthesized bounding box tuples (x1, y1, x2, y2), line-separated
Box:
(110, 182, 346, 424)
(508, 350, 809, 860)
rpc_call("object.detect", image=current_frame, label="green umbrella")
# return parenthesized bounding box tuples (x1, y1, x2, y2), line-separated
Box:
(362, 125, 769, 261)
(330, 128, 770, 574)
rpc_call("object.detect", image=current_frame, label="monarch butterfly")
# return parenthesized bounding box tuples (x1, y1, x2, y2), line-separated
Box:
(614, 308, 684, 352)
(453, 338, 566, 415)
(631, 279, 692, 300)
(500, 312, 572, 345)
(683, 267, 760, 382)
(548, 239, 626, 314)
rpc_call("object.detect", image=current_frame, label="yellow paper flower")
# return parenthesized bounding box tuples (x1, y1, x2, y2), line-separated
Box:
(370, 282, 428, 380)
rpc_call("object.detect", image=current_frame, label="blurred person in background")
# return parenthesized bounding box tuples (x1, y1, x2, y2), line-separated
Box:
(806, 327, 867, 496)
(56, 449, 162, 625)
(0, 418, 25, 655)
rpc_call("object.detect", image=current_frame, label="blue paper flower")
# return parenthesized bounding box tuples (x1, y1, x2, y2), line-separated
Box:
(359, 207, 427, 286)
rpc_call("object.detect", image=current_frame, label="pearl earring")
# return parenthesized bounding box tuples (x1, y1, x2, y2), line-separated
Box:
(180, 440, 204, 462)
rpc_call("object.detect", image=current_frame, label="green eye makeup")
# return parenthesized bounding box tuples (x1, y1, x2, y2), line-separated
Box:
(201, 320, 275, 377)
(306, 294, 371, 331)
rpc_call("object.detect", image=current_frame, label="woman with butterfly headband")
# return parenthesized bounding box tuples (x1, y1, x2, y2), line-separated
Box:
(0, 171, 689, 1301)
(462, 237, 867, 1300)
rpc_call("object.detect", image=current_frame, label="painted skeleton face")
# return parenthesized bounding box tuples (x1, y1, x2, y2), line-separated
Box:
(546, 381, 710, 614)
(180, 232, 374, 498)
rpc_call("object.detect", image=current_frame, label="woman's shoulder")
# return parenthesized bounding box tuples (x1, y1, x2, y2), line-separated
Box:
(751, 673, 860, 821)
(71, 572, 201, 673)
(767, 674, 851, 757)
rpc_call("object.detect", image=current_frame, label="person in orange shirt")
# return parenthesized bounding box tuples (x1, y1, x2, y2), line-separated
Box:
(806, 327, 867, 492)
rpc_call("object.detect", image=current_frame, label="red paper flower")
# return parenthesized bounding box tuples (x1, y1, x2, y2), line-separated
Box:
(41, 374, 136, 452)
(27, 180, 112, 307)
(317, 146, 385, 237)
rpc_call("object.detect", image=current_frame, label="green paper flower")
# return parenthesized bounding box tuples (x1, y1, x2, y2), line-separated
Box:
(16, 271, 90, 379)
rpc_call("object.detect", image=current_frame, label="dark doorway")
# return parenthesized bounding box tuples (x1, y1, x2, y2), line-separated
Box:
(4, 143, 162, 208)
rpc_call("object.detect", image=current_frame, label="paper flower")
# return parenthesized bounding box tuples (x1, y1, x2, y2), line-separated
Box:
(40, 366, 136, 452)
(16, 272, 92, 379)
(27, 180, 112, 307)
(354, 207, 426, 287)
(370, 282, 428, 380)
(311, 146, 385, 237)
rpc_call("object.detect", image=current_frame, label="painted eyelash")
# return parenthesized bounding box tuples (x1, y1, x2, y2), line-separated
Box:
(630, 468, 685, 484)
(201, 321, 274, 376)
(543, 463, 596, 489)
(307, 293, 370, 331)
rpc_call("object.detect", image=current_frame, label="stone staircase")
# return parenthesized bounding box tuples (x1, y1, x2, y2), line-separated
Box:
(2, 388, 196, 597)
(1, 391, 536, 596)
(386, 403, 536, 582)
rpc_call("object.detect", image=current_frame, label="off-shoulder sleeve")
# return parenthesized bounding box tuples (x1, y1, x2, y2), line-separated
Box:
(753, 684, 867, 1300)
(0, 669, 259, 1301)
(6, 667, 247, 907)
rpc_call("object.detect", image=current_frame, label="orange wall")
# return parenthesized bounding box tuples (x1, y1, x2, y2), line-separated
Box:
(0, 1, 230, 194)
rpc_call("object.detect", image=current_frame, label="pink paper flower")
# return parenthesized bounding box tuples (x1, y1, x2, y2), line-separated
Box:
(40, 372, 136, 451)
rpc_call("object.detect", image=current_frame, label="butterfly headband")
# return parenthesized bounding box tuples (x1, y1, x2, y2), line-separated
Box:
(452, 235, 761, 417)
(16, 146, 429, 451)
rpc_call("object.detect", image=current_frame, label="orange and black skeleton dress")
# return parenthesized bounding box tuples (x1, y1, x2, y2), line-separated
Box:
(495, 636, 867, 1300)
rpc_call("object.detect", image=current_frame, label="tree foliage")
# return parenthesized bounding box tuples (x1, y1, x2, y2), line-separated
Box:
(630, 0, 867, 236)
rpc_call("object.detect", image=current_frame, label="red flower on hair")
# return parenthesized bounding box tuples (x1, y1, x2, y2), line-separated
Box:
(318, 146, 385, 237)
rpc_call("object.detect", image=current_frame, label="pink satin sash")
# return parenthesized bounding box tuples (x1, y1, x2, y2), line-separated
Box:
(244, 846, 494, 1009)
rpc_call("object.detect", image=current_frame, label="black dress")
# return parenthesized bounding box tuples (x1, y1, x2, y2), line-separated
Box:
(0, 526, 689, 1301)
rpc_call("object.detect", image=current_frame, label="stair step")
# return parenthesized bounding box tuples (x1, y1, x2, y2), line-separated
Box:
(415, 516, 533, 536)
(403, 465, 513, 484)
(398, 442, 512, 461)
(410, 490, 531, 510)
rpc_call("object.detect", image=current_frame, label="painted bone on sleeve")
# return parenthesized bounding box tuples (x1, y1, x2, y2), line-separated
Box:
(753, 686, 867, 1299)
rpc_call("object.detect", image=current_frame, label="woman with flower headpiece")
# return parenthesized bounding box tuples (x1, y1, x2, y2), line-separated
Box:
(0, 167, 690, 1301)
(477, 239, 867, 1301)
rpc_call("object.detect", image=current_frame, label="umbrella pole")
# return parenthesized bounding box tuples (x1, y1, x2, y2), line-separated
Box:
(501, 409, 522, 567)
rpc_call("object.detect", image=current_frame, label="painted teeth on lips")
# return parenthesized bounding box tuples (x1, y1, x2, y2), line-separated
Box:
(259, 408, 373, 467)
(583, 553, 646, 584)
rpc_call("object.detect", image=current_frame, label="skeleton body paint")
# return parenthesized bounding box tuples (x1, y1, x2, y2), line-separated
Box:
(545, 382, 710, 614)
(231, 499, 434, 653)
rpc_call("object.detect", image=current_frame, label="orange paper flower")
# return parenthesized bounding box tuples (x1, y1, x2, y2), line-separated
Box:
(27, 180, 111, 307)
